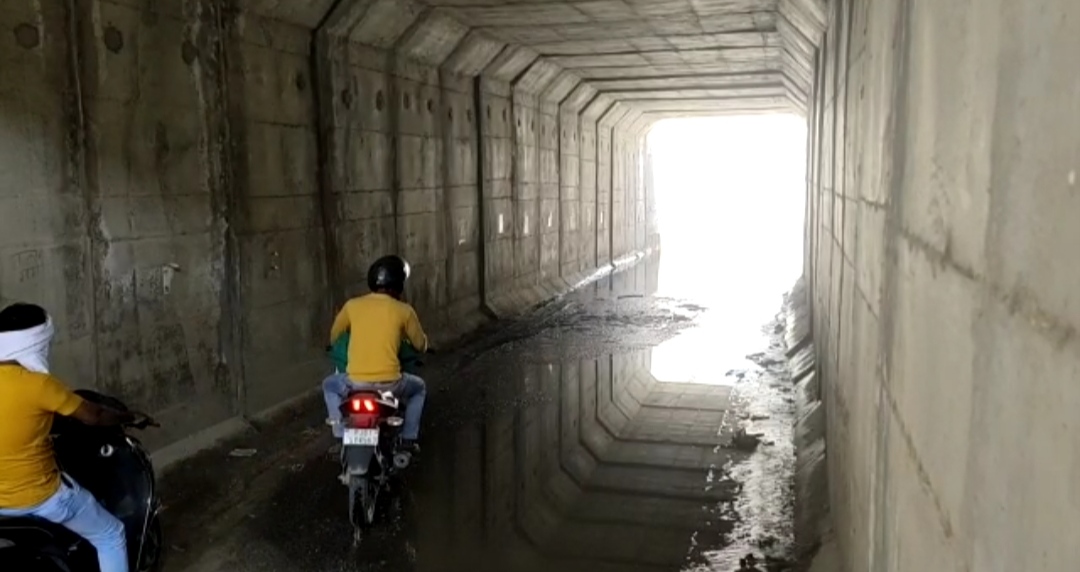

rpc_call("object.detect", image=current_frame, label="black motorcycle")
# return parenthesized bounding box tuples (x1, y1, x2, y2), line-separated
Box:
(330, 340, 425, 532)
(0, 390, 163, 571)
(339, 387, 414, 531)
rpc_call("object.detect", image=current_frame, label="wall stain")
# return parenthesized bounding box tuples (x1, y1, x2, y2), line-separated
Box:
(103, 25, 124, 53)
(153, 122, 171, 172)
(181, 40, 198, 65)
(13, 23, 40, 49)
(60, 244, 91, 339)
(141, 4, 159, 26)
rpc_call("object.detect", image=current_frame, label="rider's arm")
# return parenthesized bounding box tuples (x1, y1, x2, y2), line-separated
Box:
(69, 400, 137, 427)
(402, 306, 429, 353)
(35, 375, 84, 416)
(329, 302, 352, 344)
(37, 375, 134, 426)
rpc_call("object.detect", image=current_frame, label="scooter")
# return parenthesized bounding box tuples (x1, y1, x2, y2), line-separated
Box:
(0, 390, 163, 571)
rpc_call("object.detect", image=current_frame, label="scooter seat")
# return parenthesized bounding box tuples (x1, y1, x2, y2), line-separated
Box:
(0, 514, 84, 551)
(0, 514, 76, 538)
(0, 515, 93, 570)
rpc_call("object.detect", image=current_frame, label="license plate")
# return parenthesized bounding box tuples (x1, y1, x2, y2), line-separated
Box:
(343, 428, 379, 446)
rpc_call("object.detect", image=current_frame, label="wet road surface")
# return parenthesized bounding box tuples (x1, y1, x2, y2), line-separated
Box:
(160, 257, 799, 572)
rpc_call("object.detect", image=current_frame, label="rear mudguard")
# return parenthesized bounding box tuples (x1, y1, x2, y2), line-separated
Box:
(343, 445, 376, 476)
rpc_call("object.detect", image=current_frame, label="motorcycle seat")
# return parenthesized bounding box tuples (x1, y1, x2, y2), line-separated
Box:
(345, 389, 395, 401)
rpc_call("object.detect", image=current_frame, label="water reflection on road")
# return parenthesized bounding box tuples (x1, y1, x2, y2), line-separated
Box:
(163, 254, 797, 572)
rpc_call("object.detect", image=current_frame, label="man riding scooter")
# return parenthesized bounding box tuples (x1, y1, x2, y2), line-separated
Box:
(322, 255, 429, 453)
(0, 303, 153, 572)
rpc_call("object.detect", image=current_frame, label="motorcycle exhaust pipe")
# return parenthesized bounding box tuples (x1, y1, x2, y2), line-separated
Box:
(393, 451, 412, 470)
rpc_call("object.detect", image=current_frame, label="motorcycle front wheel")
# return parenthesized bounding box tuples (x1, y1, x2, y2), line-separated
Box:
(137, 514, 165, 572)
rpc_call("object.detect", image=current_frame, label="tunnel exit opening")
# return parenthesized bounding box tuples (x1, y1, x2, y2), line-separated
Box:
(646, 114, 808, 384)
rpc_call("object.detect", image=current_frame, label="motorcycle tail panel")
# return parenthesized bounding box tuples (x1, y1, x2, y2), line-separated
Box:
(342, 445, 376, 476)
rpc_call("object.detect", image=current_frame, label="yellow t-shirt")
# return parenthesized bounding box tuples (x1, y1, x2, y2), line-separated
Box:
(329, 293, 428, 383)
(0, 364, 84, 509)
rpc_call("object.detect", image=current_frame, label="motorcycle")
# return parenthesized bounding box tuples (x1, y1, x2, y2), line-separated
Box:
(0, 390, 163, 571)
(329, 334, 424, 531)
(339, 389, 413, 530)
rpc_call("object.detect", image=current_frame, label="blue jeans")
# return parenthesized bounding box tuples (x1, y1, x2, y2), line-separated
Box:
(323, 372, 426, 441)
(0, 474, 127, 572)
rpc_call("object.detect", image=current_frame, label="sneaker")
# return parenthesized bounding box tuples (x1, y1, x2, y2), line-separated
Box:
(399, 439, 421, 454)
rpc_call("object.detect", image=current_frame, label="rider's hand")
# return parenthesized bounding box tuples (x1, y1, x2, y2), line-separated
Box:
(128, 411, 160, 429)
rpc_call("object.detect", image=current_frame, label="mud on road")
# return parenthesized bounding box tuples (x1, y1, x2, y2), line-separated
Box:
(159, 260, 801, 572)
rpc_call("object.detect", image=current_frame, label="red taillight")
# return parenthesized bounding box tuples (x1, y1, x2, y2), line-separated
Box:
(350, 398, 376, 413)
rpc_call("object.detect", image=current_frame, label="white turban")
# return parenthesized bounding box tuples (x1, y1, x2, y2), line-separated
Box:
(0, 315, 55, 373)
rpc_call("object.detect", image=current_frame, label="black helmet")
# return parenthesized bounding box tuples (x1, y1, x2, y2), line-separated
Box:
(367, 255, 410, 295)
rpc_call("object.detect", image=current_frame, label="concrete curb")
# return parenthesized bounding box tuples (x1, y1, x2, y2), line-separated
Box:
(151, 386, 321, 475)
(785, 276, 832, 566)
(486, 248, 654, 319)
(439, 295, 490, 345)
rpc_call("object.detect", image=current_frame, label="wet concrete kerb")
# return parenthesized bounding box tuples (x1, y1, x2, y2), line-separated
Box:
(704, 276, 831, 571)
(785, 278, 832, 568)
(484, 248, 657, 320)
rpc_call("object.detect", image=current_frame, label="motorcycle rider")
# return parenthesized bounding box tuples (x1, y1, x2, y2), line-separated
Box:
(0, 302, 149, 572)
(323, 255, 429, 451)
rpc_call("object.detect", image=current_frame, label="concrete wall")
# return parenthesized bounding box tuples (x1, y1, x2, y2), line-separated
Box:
(0, 1, 652, 452)
(807, 0, 1080, 569)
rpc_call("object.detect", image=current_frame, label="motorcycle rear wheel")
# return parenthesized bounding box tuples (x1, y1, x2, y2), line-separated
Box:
(348, 476, 379, 529)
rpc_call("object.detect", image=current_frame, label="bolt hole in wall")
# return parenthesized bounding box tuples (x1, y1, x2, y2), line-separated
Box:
(648, 115, 807, 383)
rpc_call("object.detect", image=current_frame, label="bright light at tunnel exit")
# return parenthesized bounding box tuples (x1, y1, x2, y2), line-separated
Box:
(647, 115, 807, 384)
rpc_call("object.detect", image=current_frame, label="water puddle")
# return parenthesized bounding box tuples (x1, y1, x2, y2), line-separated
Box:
(400, 260, 799, 572)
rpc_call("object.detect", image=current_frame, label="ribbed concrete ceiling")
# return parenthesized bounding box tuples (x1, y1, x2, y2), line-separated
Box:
(241, 0, 825, 121)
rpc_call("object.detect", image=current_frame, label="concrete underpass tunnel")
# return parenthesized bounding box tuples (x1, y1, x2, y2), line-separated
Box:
(4, 0, 1080, 570)
(0, 0, 823, 451)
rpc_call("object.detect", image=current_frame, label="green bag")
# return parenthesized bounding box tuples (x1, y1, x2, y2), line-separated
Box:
(329, 331, 422, 375)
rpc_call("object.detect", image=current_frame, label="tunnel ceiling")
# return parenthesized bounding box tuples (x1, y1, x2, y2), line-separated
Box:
(244, 0, 826, 123)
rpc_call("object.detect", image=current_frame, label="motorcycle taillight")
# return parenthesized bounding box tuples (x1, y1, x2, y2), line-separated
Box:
(350, 397, 377, 413)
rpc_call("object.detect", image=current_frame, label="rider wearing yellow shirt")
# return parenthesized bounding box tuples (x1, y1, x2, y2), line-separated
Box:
(0, 303, 149, 572)
(322, 255, 429, 451)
